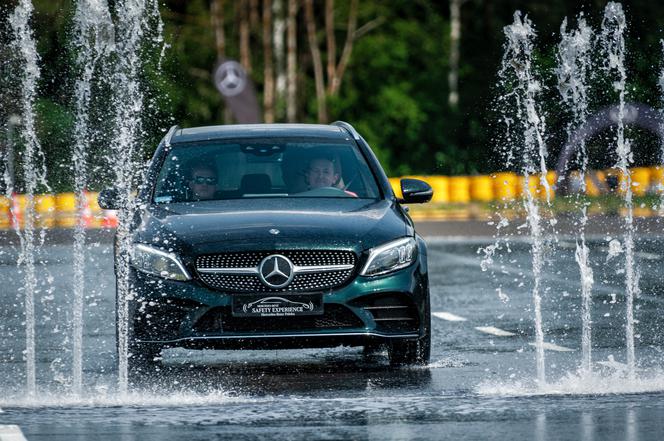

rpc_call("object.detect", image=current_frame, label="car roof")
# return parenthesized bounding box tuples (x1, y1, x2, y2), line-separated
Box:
(169, 124, 351, 145)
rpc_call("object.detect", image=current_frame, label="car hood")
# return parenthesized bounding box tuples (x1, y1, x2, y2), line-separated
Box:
(135, 198, 409, 255)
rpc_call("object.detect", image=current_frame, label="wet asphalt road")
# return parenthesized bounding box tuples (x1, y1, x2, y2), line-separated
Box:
(1, 227, 664, 440)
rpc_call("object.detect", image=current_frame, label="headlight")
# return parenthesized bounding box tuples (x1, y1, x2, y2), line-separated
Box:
(360, 237, 417, 276)
(130, 243, 191, 281)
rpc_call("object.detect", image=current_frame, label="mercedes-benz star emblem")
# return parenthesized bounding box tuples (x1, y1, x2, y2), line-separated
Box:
(269, 228, 280, 235)
(258, 254, 294, 289)
(214, 60, 247, 97)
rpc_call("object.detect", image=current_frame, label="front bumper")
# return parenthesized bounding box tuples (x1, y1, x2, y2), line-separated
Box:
(126, 261, 428, 350)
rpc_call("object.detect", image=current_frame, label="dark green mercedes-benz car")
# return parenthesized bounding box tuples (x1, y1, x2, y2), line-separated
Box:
(101, 122, 433, 371)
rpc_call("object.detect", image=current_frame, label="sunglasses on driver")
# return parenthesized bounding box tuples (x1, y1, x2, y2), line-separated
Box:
(191, 176, 218, 185)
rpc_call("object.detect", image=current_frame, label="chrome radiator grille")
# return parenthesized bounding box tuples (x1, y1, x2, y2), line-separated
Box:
(195, 250, 357, 292)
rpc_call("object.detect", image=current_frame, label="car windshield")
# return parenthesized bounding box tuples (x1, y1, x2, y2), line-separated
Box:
(152, 137, 382, 203)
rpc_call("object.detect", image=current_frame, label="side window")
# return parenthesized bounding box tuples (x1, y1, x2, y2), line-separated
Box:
(154, 154, 188, 202)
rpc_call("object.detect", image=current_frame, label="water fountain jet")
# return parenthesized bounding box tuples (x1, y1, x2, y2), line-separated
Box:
(599, 1, 639, 379)
(109, 0, 164, 394)
(7, 0, 50, 397)
(555, 14, 594, 376)
(70, 0, 115, 397)
(498, 11, 552, 385)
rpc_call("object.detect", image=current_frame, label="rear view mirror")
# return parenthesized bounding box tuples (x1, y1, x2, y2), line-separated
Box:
(400, 178, 433, 204)
(98, 188, 121, 210)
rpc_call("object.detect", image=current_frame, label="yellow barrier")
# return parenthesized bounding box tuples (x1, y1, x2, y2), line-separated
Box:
(470, 175, 494, 202)
(546, 171, 557, 199)
(36, 194, 56, 228)
(607, 167, 651, 196)
(389, 178, 402, 199)
(86, 191, 104, 228)
(651, 166, 664, 194)
(519, 174, 538, 199)
(449, 176, 470, 203)
(426, 176, 449, 203)
(518, 173, 554, 200)
(12, 194, 28, 228)
(55, 192, 77, 228)
(0, 196, 10, 229)
(630, 167, 651, 197)
(493, 172, 518, 201)
(585, 170, 605, 196)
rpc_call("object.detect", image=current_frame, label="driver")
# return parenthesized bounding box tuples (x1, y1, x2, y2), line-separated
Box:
(305, 157, 339, 189)
(187, 161, 218, 201)
(304, 156, 357, 197)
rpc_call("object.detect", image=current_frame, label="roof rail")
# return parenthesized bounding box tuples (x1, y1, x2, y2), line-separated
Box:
(331, 121, 360, 140)
(165, 125, 180, 147)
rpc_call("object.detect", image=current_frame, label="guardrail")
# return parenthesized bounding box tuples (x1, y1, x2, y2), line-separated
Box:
(389, 166, 663, 202)
(0, 166, 661, 229)
(0, 192, 117, 230)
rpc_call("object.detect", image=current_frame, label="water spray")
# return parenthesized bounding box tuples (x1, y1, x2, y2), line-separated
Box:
(70, 0, 115, 397)
(600, 1, 639, 379)
(8, 0, 50, 397)
(556, 14, 594, 376)
(499, 11, 551, 386)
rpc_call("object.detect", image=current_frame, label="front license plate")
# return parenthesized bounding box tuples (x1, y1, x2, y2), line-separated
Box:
(232, 293, 324, 317)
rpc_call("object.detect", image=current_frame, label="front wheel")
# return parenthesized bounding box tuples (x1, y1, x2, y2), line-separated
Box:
(123, 340, 162, 381)
(388, 331, 431, 365)
(388, 296, 431, 365)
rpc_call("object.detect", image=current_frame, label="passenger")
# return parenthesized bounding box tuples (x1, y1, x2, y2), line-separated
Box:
(187, 161, 218, 200)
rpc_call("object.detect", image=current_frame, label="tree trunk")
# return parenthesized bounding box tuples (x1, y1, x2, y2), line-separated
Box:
(304, 0, 327, 123)
(329, 0, 357, 96)
(210, 0, 226, 60)
(263, 0, 275, 123)
(448, 0, 461, 108)
(250, 0, 260, 30)
(286, 0, 298, 122)
(240, 0, 252, 73)
(325, 0, 336, 89)
(211, 0, 232, 124)
(274, 0, 287, 120)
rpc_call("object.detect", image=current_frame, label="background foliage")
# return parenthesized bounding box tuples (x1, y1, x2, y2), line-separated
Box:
(2, 0, 664, 191)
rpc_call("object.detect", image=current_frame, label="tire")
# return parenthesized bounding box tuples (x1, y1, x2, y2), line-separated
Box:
(127, 341, 162, 374)
(388, 294, 431, 366)
(116, 282, 162, 379)
(388, 332, 430, 365)
(362, 342, 384, 357)
(125, 311, 163, 377)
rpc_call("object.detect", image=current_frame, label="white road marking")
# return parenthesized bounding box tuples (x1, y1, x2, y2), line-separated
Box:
(475, 326, 515, 337)
(433, 311, 467, 322)
(528, 342, 575, 352)
(635, 251, 661, 260)
(596, 355, 630, 373)
(558, 241, 576, 250)
(0, 425, 28, 441)
(597, 247, 661, 261)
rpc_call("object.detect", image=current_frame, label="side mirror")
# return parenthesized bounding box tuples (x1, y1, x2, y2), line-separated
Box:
(98, 188, 121, 210)
(400, 178, 433, 204)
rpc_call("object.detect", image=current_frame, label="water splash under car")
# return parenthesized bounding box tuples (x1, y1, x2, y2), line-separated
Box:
(99, 122, 433, 375)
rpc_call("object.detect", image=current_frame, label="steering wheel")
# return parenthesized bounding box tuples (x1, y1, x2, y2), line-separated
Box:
(297, 186, 352, 197)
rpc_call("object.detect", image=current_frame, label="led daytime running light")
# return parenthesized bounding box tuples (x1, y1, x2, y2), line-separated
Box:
(360, 237, 417, 276)
(131, 243, 191, 281)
